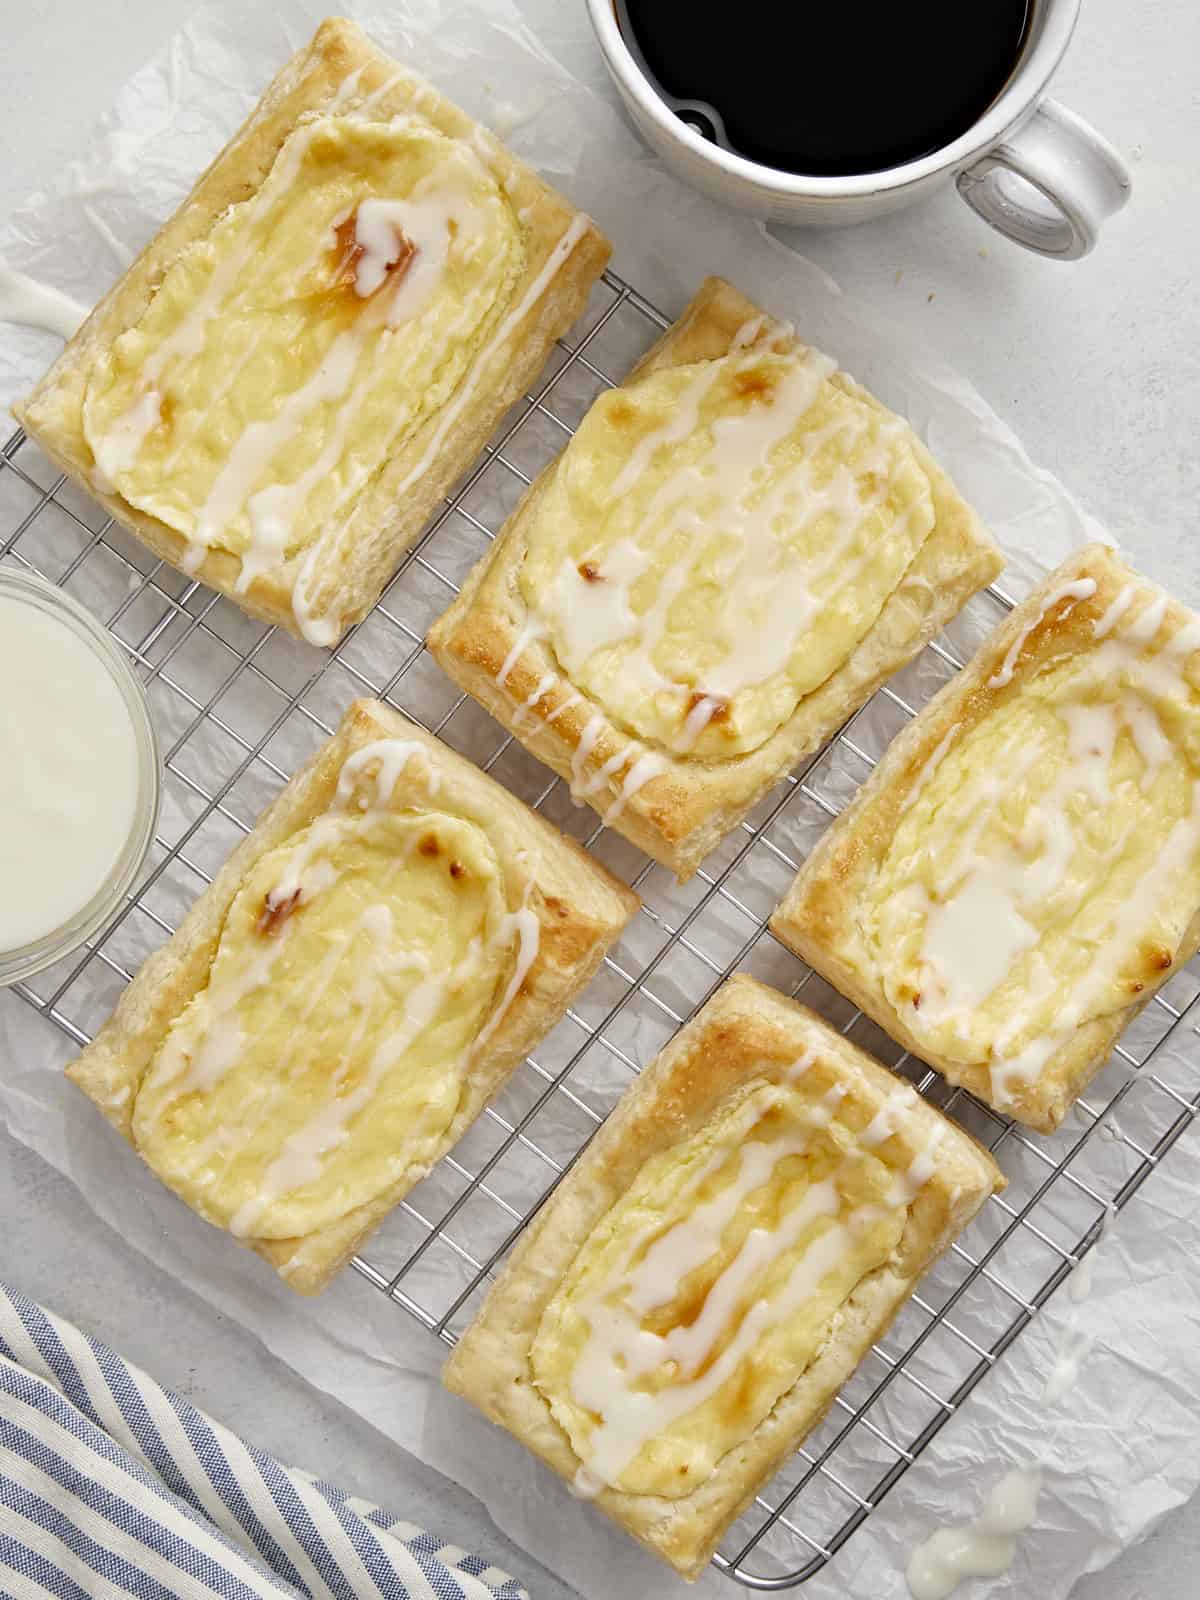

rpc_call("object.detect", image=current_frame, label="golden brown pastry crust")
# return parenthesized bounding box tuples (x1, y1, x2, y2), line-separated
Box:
(442, 973, 1002, 1579)
(66, 697, 638, 1293)
(427, 276, 1003, 881)
(771, 543, 1200, 1133)
(15, 17, 610, 645)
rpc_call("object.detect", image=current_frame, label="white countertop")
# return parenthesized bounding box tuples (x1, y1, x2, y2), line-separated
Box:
(1, 1, 1195, 1595)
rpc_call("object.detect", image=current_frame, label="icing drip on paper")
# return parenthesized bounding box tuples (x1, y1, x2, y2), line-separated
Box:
(0, 265, 88, 340)
(906, 1203, 1118, 1596)
(906, 1469, 1043, 1600)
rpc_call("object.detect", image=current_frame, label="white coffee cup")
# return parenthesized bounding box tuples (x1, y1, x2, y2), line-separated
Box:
(584, 0, 1130, 258)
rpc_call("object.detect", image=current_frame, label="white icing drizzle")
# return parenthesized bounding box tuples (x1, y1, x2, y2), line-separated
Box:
(1092, 583, 1136, 639)
(549, 539, 648, 667)
(1067, 1202, 1114, 1304)
(608, 365, 726, 501)
(496, 620, 546, 688)
(989, 777, 1200, 1103)
(293, 213, 593, 646)
(0, 265, 87, 340)
(987, 578, 1098, 689)
(544, 691, 583, 724)
(783, 1046, 817, 1083)
(193, 186, 485, 590)
(230, 949, 447, 1238)
(570, 1157, 844, 1491)
(511, 672, 557, 733)
(92, 121, 322, 482)
(860, 1084, 922, 1147)
(329, 64, 367, 111)
(569, 715, 606, 802)
(889, 1123, 945, 1204)
(906, 1469, 1043, 1600)
(97, 391, 162, 477)
(601, 752, 668, 825)
(334, 738, 433, 809)
(1166, 616, 1200, 659)
(201, 329, 364, 582)
(1123, 588, 1169, 644)
(154, 926, 301, 1103)
(563, 349, 849, 725)
(352, 193, 462, 323)
(145, 734, 537, 1218)
(564, 1098, 943, 1495)
(474, 901, 541, 1053)
(675, 694, 725, 754)
(901, 585, 1200, 1108)
(900, 727, 958, 814)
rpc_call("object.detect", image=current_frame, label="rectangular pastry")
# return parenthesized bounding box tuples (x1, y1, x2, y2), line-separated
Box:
(15, 17, 610, 646)
(427, 276, 1003, 879)
(771, 544, 1200, 1133)
(66, 697, 638, 1293)
(443, 973, 1002, 1578)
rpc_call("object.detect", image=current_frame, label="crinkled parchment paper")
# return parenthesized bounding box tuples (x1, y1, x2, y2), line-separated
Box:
(0, 2, 1195, 1597)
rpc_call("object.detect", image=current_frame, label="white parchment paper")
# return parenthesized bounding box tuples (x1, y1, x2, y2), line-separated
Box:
(0, 2, 1195, 1597)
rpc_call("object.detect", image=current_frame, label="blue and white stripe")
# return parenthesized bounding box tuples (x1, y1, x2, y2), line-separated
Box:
(0, 1284, 526, 1600)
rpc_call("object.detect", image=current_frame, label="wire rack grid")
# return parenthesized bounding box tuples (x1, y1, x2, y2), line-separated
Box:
(5, 266, 1200, 1590)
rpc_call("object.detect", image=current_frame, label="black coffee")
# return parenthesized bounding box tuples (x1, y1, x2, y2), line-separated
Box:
(617, 0, 1031, 178)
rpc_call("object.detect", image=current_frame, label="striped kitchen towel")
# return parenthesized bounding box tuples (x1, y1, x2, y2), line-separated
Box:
(0, 1282, 528, 1600)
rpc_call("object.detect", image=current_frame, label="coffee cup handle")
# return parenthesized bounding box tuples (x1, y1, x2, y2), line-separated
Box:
(956, 100, 1131, 259)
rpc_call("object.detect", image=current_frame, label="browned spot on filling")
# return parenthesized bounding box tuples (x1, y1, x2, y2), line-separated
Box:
(1130, 981, 1145, 994)
(605, 398, 636, 428)
(156, 392, 176, 434)
(1154, 948, 1174, 971)
(544, 894, 570, 920)
(684, 690, 730, 724)
(330, 211, 417, 299)
(256, 887, 302, 937)
(418, 833, 441, 858)
(449, 860, 466, 880)
(578, 560, 603, 583)
(716, 1357, 762, 1423)
(664, 1278, 711, 1334)
(732, 365, 778, 403)
(912, 991, 922, 1010)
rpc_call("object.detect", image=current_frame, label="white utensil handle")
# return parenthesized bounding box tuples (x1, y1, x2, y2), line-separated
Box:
(956, 99, 1131, 259)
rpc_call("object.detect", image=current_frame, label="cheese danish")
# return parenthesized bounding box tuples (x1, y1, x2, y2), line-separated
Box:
(16, 18, 609, 646)
(66, 699, 637, 1292)
(443, 974, 1001, 1578)
(772, 545, 1200, 1132)
(428, 276, 1002, 878)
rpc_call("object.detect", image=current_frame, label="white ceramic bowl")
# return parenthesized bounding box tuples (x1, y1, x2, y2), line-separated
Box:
(0, 568, 160, 987)
(585, 0, 1131, 257)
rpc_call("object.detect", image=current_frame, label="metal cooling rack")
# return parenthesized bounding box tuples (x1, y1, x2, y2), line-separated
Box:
(5, 266, 1200, 1590)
